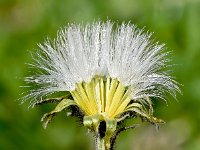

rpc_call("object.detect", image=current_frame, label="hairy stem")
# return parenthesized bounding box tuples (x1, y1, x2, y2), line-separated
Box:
(96, 134, 106, 150)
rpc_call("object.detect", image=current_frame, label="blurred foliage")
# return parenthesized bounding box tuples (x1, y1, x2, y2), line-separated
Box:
(0, 0, 200, 149)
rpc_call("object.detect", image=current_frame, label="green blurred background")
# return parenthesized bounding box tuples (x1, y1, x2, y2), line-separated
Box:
(0, 0, 200, 149)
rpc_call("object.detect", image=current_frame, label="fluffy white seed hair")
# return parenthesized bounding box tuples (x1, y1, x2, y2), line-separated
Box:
(23, 20, 180, 106)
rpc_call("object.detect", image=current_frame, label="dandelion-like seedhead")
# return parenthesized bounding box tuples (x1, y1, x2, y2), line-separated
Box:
(23, 20, 180, 150)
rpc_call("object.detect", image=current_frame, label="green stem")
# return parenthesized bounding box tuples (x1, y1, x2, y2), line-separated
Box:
(96, 135, 106, 150)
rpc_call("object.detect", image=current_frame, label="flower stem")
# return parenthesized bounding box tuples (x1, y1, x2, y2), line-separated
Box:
(96, 134, 106, 150)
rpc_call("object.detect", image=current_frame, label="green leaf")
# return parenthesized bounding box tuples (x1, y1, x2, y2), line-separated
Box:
(41, 99, 76, 129)
(125, 106, 164, 124)
(125, 107, 149, 118)
(126, 102, 143, 110)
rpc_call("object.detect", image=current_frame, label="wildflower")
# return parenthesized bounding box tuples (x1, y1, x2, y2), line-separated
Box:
(23, 20, 180, 150)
